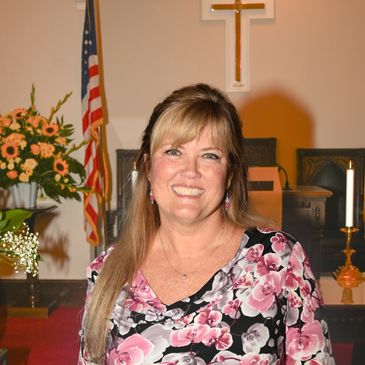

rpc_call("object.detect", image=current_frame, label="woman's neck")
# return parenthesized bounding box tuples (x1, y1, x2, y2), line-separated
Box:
(157, 216, 231, 258)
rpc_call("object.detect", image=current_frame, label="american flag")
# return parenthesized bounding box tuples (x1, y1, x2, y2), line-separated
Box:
(81, 0, 106, 246)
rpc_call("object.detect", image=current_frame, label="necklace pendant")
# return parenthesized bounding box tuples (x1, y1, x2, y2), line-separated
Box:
(182, 274, 187, 279)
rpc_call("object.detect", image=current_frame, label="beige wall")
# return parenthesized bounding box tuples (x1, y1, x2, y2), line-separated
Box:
(1, 0, 364, 279)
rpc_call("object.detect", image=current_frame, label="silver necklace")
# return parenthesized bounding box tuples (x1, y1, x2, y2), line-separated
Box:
(159, 225, 225, 280)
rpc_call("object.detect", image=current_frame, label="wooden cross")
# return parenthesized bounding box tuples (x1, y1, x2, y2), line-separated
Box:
(202, 0, 274, 92)
(211, 1, 265, 83)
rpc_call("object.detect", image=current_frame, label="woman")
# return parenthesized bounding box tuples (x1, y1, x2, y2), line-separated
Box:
(79, 84, 335, 364)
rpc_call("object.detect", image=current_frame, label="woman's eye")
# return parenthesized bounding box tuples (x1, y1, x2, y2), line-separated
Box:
(165, 149, 181, 156)
(203, 153, 220, 160)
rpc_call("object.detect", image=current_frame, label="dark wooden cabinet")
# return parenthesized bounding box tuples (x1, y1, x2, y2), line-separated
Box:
(282, 186, 332, 275)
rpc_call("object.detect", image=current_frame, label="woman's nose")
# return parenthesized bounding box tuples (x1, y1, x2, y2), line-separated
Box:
(182, 157, 201, 177)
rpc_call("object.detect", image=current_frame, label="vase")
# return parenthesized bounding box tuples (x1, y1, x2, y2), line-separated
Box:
(10, 182, 38, 209)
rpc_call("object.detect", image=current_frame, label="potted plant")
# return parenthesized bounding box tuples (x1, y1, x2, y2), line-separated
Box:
(0, 85, 87, 207)
(0, 209, 40, 276)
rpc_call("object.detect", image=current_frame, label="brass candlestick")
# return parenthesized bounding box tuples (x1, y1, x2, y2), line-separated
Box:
(333, 227, 364, 302)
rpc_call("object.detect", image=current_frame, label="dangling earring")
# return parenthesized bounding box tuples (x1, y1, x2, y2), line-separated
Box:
(149, 188, 155, 204)
(224, 191, 230, 210)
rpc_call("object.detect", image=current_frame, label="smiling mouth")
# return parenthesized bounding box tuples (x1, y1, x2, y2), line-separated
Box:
(172, 186, 204, 197)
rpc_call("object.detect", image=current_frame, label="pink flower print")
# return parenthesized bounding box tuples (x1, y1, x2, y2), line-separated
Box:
(202, 327, 233, 350)
(286, 321, 325, 361)
(176, 313, 194, 326)
(270, 232, 288, 253)
(257, 226, 276, 234)
(125, 271, 159, 312)
(287, 290, 303, 308)
(161, 352, 206, 364)
(241, 323, 270, 354)
(245, 244, 264, 262)
(124, 295, 148, 312)
(233, 272, 254, 289)
(303, 256, 316, 280)
(212, 350, 242, 364)
(307, 352, 334, 365)
(246, 271, 282, 313)
(88, 252, 107, 273)
(239, 353, 273, 365)
(299, 280, 312, 299)
(170, 323, 210, 347)
(257, 253, 281, 276)
(195, 309, 222, 327)
(301, 295, 321, 323)
(304, 359, 322, 365)
(283, 266, 303, 291)
(289, 243, 314, 281)
(222, 299, 242, 318)
(107, 334, 154, 365)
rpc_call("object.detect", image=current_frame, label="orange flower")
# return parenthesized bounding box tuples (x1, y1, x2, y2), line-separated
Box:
(55, 136, 67, 146)
(38, 142, 55, 158)
(6, 170, 18, 179)
(19, 172, 29, 182)
(26, 115, 46, 129)
(53, 158, 69, 176)
(30, 144, 40, 155)
(41, 122, 59, 137)
(10, 108, 27, 119)
(0, 117, 11, 127)
(4, 133, 25, 145)
(1, 141, 19, 160)
(21, 158, 38, 171)
(9, 120, 21, 131)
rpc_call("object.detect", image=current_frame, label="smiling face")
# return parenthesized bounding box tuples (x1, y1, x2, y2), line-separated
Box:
(148, 125, 230, 227)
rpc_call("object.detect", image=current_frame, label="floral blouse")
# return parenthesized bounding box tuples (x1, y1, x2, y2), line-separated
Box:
(79, 228, 335, 364)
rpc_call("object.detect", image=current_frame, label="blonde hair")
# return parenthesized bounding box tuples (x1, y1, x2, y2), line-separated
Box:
(82, 83, 250, 362)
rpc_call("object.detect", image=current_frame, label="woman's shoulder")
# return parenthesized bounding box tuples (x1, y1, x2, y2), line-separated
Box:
(244, 226, 299, 253)
(241, 226, 316, 281)
(87, 244, 116, 279)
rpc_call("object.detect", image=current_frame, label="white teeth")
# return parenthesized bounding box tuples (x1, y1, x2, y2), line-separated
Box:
(173, 186, 203, 196)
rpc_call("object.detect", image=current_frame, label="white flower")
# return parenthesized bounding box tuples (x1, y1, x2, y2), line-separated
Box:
(0, 223, 40, 276)
(142, 324, 172, 363)
(241, 323, 270, 354)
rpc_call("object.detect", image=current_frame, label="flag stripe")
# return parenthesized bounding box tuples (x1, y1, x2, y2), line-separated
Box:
(81, 0, 105, 246)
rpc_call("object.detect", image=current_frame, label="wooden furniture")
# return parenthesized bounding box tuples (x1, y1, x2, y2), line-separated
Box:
(0, 279, 87, 317)
(297, 148, 365, 272)
(282, 186, 333, 275)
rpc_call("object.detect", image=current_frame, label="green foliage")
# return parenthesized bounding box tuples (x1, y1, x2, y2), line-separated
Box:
(0, 209, 32, 234)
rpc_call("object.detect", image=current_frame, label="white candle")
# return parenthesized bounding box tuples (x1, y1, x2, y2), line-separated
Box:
(131, 162, 138, 193)
(345, 160, 354, 227)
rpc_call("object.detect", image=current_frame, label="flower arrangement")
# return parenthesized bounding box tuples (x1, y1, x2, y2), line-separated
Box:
(0, 209, 40, 276)
(0, 85, 86, 202)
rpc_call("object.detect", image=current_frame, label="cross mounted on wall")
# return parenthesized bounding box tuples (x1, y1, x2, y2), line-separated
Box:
(202, 0, 275, 92)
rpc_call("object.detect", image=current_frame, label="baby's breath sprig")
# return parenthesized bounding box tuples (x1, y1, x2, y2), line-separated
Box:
(0, 223, 40, 276)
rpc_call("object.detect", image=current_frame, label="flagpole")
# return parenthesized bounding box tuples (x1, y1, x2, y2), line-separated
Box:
(93, 0, 112, 253)
(82, 0, 112, 255)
